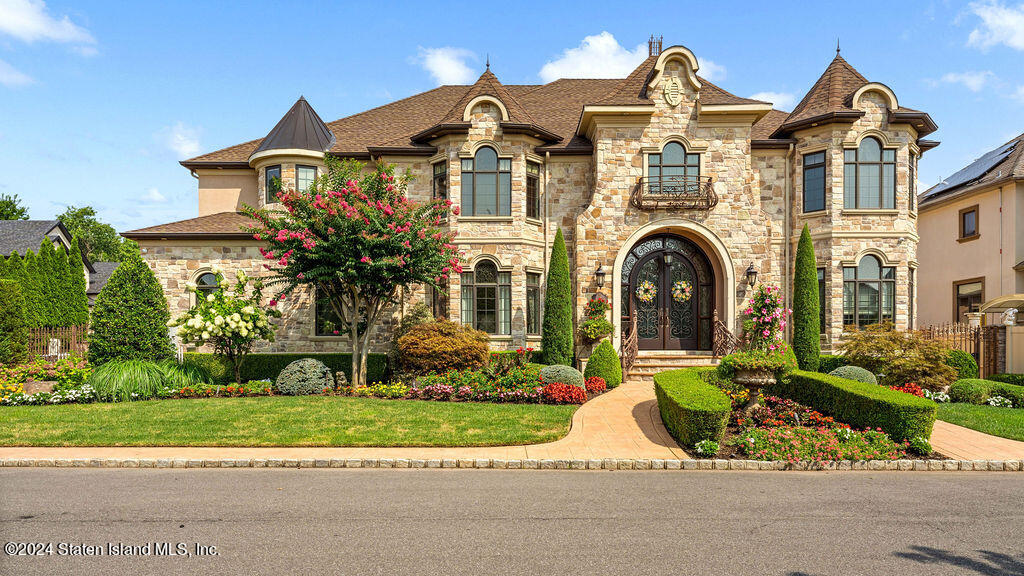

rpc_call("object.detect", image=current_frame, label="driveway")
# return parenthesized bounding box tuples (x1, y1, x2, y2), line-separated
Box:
(2, 469, 1021, 575)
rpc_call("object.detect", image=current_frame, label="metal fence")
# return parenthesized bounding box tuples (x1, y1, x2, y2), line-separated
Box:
(27, 325, 88, 360)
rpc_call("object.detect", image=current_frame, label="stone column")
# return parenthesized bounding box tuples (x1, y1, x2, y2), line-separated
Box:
(964, 312, 983, 328)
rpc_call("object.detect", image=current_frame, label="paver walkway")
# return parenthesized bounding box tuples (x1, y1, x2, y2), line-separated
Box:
(930, 420, 1024, 460)
(0, 379, 689, 462)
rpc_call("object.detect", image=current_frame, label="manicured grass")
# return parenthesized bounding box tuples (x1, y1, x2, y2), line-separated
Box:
(937, 403, 1024, 442)
(0, 396, 578, 447)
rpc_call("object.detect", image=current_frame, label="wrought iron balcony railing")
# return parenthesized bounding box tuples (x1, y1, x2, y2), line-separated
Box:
(631, 175, 717, 211)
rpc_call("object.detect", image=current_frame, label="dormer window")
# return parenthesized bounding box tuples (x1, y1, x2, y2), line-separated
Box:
(843, 137, 895, 209)
(296, 165, 317, 193)
(461, 146, 511, 216)
(265, 165, 282, 203)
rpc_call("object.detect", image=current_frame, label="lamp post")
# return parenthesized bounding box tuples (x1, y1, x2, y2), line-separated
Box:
(595, 264, 606, 289)
(745, 263, 759, 288)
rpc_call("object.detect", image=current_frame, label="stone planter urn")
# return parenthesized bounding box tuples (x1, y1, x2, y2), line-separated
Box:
(732, 368, 776, 413)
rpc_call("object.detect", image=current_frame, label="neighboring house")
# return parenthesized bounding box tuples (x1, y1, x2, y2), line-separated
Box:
(124, 42, 936, 360)
(85, 261, 120, 306)
(0, 219, 101, 297)
(917, 133, 1024, 326)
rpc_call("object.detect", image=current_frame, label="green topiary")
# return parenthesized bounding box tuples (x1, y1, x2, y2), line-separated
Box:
(87, 359, 167, 402)
(828, 365, 877, 385)
(37, 240, 62, 327)
(792, 225, 820, 371)
(654, 368, 731, 447)
(540, 364, 585, 390)
(397, 320, 489, 375)
(19, 250, 45, 329)
(583, 340, 623, 388)
(945, 350, 979, 380)
(541, 228, 573, 366)
(0, 280, 28, 365)
(817, 354, 848, 374)
(989, 373, 1024, 386)
(87, 253, 174, 365)
(275, 358, 334, 395)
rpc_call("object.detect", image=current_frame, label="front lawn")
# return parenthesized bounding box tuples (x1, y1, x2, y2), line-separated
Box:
(0, 396, 577, 447)
(936, 403, 1024, 442)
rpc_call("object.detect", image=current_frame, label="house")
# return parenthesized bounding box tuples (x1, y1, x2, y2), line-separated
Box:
(123, 41, 936, 364)
(0, 220, 116, 303)
(917, 133, 1023, 326)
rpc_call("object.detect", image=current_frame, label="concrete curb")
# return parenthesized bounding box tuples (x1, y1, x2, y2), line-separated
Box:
(1, 458, 1020, 471)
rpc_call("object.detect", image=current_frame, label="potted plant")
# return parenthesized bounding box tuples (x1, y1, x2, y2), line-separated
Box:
(718, 285, 793, 412)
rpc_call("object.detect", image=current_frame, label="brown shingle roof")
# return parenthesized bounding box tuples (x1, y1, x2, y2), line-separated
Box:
(751, 110, 792, 141)
(776, 54, 868, 134)
(122, 212, 254, 239)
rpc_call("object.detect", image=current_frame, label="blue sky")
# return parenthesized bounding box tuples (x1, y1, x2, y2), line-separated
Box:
(0, 0, 1022, 231)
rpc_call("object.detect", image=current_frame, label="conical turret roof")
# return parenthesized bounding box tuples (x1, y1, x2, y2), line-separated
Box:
(252, 96, 336, 156)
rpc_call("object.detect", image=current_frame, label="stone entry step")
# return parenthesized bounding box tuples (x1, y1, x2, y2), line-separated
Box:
(627, 354, 719, 381)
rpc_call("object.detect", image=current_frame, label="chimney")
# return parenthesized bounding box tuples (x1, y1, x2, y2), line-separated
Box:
(648, 35, 663, 57)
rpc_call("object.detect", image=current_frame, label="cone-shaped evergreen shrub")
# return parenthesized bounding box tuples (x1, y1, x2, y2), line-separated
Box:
(19, 250, 45, 329)
(0, 279, 28, 365)
(37, 240, 63, 327)
(65, 238, 90, 325)
(583, 339, 623, 388)
(792, 225, 820, 371)
(541, 228, 573, 366)
(88, 253, 173, 364)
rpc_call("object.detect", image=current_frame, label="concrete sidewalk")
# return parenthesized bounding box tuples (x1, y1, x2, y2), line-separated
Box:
(930, 420, 1024, 460)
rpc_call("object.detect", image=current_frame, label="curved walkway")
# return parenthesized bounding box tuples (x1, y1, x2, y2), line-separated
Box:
(930, 420, 1024, 460)
(0, 379, 689, 462)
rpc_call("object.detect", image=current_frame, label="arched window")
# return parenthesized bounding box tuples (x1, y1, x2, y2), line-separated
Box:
(648, 141, 699, 194)
(461, 146, 511, 216)
(195, 272, 219, 298)
(843, 255, 895, 329)
(460, 260, 511, 334)
(844, 137, 895, 209)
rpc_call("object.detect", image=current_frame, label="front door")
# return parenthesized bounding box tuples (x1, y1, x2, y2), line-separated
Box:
(623, 234, 714, 351)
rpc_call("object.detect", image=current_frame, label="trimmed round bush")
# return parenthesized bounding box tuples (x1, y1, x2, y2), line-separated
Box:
(87, 360, 167, 402)
(583, 340, 623, 388)
(276, 358, 334, 395)
(828, 365, 877, 385)
(945, 350, 979, 380)
(540, 364, 585, 390)
(397, 320, 489, 375)
(949, 378, 1024, 407)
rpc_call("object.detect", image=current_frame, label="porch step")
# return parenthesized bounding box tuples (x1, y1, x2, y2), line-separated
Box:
(626, 354, 719, 382)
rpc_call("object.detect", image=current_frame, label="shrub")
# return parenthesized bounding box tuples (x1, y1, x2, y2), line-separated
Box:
(693, 439, 720, 457)
(578, 317, 613, 343)
(908, 436, 932, 455)
(817, 354, 848, 374)
(583, 340, 623, 388)
(157, 359, 212, 388)
(183, 352, 388, 385)
(988, 373, 1024, 386)
(397, 320, 489, 375)
(772, 370, 937, 442)
(742, 284, 790, 352)
(275, 358, 334, 395)
(945, 350, 979, 380)
(540, 364, 585, 390)
(987, 396, 1013, 408)
(390, 302, 433, 371)
(838, 323, 956, 391)
(541, 382, 587, 404)
(64, 237, 90, 326)
(792, 225, 820, 371)
(88, 253, 174, 364)
(828, 365, 877, 385)
(584, 376, 607, 393)
(0, 280, 28, 366)
(948, 378, 1024, 407)
(87, 360, 167, 402)
(541, 228, 573, 365)
(718, 348, 795, 379)
(653, 368, 731, 447)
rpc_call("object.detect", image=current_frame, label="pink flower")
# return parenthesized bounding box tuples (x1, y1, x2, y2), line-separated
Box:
(360, 256, 372, 264)
(452, 206, 461, 216)
(269, 299, 278, 307)
(296, 272, 305, 279)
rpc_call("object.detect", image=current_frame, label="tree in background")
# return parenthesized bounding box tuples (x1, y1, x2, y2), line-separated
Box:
(37, 240, 63, 326)
(541, 228, 573, 366)
(58, 206, 127, 262)
(65, 238, 90, 325)
(88, 253, 174, 364)
(0, 280, 28, 365)
(0, 193, 29, 220)
(792, 225, 820, 371)
(19, 250, 45, 329)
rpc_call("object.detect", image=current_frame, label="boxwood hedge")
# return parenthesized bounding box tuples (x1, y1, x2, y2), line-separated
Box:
(771, 369, 937, 442)
(949, 378, 1024, 407)
(653, 368, 731, 447)
(817, 354, 848, 374)
(184, 352, 388, 385)
(988, 373, 1024, 387)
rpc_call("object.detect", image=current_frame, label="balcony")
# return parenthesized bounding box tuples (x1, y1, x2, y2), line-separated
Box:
(630, 175, 717, 211)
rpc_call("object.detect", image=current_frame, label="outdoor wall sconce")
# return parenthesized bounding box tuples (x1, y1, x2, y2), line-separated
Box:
(595, 264, 606, 289)
(745, 263, 759, 288)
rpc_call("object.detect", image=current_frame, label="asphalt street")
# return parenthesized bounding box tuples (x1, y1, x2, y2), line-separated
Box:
(1, 469, 1022, 575)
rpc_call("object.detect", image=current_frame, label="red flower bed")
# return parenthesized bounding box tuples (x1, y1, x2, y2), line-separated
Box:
(888, 382, 925, 398)
(541, 382, 587, 404)
(584, 376, 606, 393)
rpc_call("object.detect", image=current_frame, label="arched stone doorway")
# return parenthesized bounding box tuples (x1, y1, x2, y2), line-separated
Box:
(620, 233, 715, 350)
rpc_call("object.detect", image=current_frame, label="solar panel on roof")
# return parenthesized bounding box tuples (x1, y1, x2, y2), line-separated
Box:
(925, 140, 1017, 198)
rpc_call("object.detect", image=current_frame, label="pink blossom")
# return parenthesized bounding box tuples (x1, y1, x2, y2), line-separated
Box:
(361, 256, 372, 264)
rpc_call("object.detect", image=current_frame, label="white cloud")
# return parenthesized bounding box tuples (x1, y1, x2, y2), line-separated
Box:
(696, 58, 726, 82)
(158, 122, 201, 159)
(940, 70, 995, 91)
(0, 0, 95, 45)
(415, 47, 476, 85)
(1012, 85, 1024, 103)
(539, 32, 647, 82)
(0, 58, 33, 86)
(142, 188, 167, 203)
(967, 1, 1024, 50)
(749, 91, 796, 110)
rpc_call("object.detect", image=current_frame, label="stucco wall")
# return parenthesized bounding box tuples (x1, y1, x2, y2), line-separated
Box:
(197, 171, 258, 216)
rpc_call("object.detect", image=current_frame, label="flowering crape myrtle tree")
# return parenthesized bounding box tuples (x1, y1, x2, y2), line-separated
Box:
(742, 284, 791, 352)
(244, 156, 460, 389)
(170, 268, 281, 384)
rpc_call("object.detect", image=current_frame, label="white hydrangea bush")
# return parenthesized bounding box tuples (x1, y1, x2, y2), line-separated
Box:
(169, 268, 281, 383)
